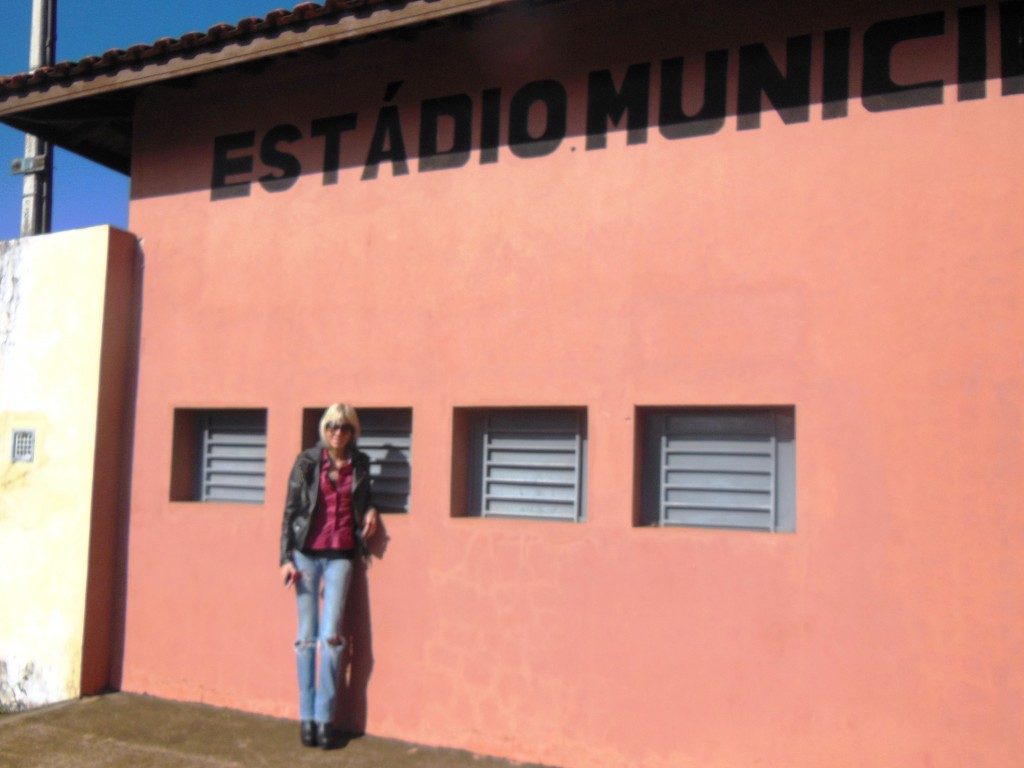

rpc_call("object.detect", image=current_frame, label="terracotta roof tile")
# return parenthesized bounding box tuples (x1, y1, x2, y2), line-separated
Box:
(262, 10, 291, 25)
(0, 0, 388, 96)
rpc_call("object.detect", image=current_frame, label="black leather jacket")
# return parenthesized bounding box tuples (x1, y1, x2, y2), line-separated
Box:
(279, 445, 373, 565)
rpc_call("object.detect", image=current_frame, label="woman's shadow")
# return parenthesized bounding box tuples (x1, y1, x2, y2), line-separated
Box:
(333, 555, 374, 742)
(334, 446, 402, 739)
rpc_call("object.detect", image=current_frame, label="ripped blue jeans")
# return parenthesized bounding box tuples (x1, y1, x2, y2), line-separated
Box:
(292, 550, 354, 724)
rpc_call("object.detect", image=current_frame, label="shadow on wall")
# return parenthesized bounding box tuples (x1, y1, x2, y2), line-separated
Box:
(0, 661, 38, 714)
(337, 557, 371, 733)
(336, 514, 390, 734)
(128, 1, 1024, 202)
(378, 444, 410, 515)
(338, 560, 372, 734)
(93, 236, 144, 696)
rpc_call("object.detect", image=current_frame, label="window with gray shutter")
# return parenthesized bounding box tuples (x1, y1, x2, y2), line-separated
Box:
(199, 410, 267, 503)
(639, 408, 795, 531)
(468, 409, 586, 521)
(358, 408, 412, 513)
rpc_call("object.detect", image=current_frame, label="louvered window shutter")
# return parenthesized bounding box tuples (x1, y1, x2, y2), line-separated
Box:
(472, 409, 585, 521)
(642, 409, 794, 531)
(200, 411, 267, 503)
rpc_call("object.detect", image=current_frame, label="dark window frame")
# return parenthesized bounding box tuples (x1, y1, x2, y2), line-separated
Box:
(170, 408, 267, 504)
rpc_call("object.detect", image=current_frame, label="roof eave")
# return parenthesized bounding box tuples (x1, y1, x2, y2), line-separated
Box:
(0, 0, 520, 175)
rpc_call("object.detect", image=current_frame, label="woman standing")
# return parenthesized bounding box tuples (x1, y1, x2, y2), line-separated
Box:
(279, 403, 378, 749)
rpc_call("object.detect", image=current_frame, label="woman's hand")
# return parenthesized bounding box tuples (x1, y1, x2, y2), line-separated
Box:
(280, 562, 298, 587)
(362, 507, 379, 540)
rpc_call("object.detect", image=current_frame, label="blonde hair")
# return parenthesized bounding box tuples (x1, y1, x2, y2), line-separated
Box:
(319, 403, 361, 445)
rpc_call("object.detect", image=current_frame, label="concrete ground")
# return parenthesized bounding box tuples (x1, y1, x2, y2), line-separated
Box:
(0, 694, 555, 768)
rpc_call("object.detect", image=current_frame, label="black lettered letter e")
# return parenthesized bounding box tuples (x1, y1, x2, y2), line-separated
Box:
(211, 131, 255, 200)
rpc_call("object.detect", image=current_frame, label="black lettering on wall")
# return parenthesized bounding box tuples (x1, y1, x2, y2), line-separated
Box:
(586, 63, 651, 149)
(311, 114, 357, 185)
(1002, 0, 1024, 94)
(508, 80, 567, 158)
(822, 28, 852, 119)
(419, 94, 473, 172)
(863, 12, 946, 111)
(362, 107, 409, 180)
(210, 131, 255, 200)
(737, 35, 812, 130)
(363, 81, 409, 180)
(207, 5, 1021, 200)
(658, 50, 727, 139)
(258, 124, 302, 193)
(958, 6, 987, 101)
(480, 88, 502, 164)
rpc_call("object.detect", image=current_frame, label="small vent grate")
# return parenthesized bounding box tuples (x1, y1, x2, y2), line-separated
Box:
(11, 430, 35, 462)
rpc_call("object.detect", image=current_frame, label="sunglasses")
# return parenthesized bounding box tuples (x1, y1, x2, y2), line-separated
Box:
(325, 421, 354, 434)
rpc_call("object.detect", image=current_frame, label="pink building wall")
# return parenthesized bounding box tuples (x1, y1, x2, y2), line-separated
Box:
(121, 2, 1023, 765)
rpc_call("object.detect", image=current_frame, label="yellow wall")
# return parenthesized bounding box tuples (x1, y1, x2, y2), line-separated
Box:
(0, 227, 133, 711)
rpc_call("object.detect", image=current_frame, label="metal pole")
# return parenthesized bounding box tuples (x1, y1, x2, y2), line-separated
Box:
(18, 0, 57, 237)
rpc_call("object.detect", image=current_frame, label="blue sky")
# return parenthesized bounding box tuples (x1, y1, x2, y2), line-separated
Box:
(0, 1, 272, 241)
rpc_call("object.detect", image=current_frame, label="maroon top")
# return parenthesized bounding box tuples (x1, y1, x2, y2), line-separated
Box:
(305, 449, 356, 551)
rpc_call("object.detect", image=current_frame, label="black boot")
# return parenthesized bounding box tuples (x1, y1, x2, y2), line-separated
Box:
(317, 722, 336, 750)
(300, 720, 317, 747)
